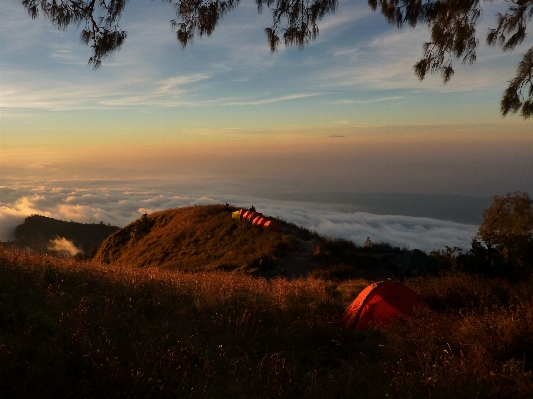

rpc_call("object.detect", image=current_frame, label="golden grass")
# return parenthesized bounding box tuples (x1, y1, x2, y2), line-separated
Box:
(93, 205, 298, 272)
(2, 246, 532, 398)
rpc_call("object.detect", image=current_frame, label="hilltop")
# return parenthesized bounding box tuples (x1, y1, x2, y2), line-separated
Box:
(11, 215, 120, 256)
(94, 204, 397, 279)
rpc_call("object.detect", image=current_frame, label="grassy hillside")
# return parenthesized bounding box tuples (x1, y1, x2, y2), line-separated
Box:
(93, 205, 298, 271)
(93, 204, 395, 279)
(1, 246, 532, 398)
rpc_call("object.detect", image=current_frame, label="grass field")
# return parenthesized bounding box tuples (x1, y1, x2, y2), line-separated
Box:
(92, 205, 300, 272)
(1, 245, 532, 398)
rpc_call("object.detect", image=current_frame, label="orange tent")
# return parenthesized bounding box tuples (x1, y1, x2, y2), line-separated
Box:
(340, 281, 427, 330)
(256, 217, 269, 226)
(252, 215, 264, 225)
(238, 209, 246, 218)
(247, 212, 259, 222)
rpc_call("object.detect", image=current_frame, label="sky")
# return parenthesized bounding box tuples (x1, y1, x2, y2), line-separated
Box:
(1, 0, 532, 252)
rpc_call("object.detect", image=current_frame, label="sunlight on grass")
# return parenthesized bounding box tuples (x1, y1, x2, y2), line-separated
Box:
(1, 245, 532, 398)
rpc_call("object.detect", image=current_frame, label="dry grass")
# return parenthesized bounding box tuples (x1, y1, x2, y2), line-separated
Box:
(91, 205, 399, 280)
(1, 247, 532, 398)
(93, 205, 299, 272)
(377, 274, 533, 398)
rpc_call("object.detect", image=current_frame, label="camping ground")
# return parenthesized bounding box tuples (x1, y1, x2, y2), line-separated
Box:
(1, 241, 532, 397)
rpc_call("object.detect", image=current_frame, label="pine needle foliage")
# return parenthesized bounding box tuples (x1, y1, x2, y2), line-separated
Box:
(21, 0, 533, 118)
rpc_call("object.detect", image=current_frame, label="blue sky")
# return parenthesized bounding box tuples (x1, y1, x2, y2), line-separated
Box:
(2, 0, 532, 146)
(1, 0, 532, 250)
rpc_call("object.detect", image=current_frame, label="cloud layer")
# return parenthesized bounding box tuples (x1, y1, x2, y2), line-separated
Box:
(0, 181, 478, 252)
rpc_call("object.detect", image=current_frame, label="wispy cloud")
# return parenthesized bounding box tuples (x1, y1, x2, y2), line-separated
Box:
(313, 2, 373, 38)
(157, 74, 212, 93)
(315, 3, 532, 93)
(330, 96, 403, 105)
(48, 43, 88, 65)
(219, 93, 319, 106)
(48, 237, 83, 256)
(0, 68, 152, 110)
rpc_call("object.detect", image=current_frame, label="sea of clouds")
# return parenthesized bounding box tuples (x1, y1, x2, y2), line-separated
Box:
(0, 181, 478, 253)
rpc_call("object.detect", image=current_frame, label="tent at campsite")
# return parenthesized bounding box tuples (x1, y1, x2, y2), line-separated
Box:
(256, 217, 268, 226)
(235, 209, 284, 232)
(246, 212, 259, 222)
(252, 215, 264, 225)
(340, 280, 428, 330)
(388, 249, 440, 277)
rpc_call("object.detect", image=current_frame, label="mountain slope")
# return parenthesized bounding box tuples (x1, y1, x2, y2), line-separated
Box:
(94, 205, 301, 272)
(93, 204, 397, 279)
(12, 215, 120, 255)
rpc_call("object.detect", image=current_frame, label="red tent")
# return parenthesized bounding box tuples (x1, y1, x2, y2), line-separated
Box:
(340, 281, 427, 330)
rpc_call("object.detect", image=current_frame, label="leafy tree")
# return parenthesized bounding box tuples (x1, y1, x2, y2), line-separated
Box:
(21, 0, 533, 118)
(474, 191, 533, 276)
(429, 245, 464, 270)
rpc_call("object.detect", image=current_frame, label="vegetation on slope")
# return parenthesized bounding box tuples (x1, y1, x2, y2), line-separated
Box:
(93, 204, 397, 279)
(11, 215, 119, 256)
(93, 205, 299, 272)
(1, 246, 532, 398)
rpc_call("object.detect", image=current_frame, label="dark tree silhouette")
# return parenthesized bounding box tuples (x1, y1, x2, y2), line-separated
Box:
(369, 0, 533, 118)
(475, 192, 533, 273)
(21, 0, 533, 118)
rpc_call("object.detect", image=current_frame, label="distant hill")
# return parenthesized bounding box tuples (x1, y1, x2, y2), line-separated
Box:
(94, 204, 398, 279)
(12, 215, 120, 256)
